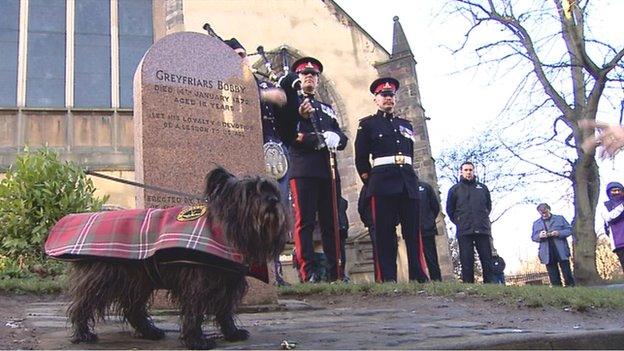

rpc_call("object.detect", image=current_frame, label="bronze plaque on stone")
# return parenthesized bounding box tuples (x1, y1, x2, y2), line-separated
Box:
(134, 31, 263, 208)
(134, 32, 275, 305)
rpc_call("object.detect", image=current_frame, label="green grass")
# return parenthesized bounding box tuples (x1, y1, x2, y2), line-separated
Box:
(2, 274, 623, 312)
(0, 275, 66, 294)
(279, 281, 624, 311)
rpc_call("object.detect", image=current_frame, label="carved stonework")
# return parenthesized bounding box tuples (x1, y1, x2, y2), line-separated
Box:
(165, 0, 184, 32)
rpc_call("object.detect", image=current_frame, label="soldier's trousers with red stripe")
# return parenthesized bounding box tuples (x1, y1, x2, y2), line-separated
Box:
(290, 177, 340, 282)
(370, 193, 429, 283)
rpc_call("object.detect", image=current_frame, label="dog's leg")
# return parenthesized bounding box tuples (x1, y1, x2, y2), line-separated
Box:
(179, 305, 215, 350)
(122, 290, 165, 340)
(215, 276, 249, 342)
(216, 314, 249, 342)
(126, 311, 165, 340)
(167, 267, 217, 350)
(68, 296, 98, 343)
(67, 263, 103, 344)
(69, 319, 98, 344)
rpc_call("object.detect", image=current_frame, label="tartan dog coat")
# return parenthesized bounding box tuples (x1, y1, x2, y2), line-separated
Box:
(45, 206, 268, 282)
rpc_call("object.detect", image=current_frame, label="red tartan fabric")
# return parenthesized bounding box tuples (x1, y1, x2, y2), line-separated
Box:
(45, 207, 244, 264)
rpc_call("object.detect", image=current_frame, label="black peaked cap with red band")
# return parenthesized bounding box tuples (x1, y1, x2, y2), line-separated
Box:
(292, 57, 323, 74)
(369, 77, 400, 95)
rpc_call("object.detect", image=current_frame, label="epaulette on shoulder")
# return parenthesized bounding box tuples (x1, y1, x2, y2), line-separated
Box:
(253, 75, 274, 88)
(318, 101, 333, 109)
(394, 115, 408, 122)
(358, 115, 374, 123)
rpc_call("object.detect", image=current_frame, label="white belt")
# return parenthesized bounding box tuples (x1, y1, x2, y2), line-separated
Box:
(372, 155, 412, 167)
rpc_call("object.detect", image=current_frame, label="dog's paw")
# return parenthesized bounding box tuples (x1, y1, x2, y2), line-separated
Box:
(183, 337, 216, 350)
(136, 326, 165, 340)
(70, 331, 98, 344)
(224, 328, 249, 342)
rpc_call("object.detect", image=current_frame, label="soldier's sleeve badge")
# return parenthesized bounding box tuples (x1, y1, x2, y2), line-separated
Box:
(320, 104, 337, 119)
(399, 125, 415, 141)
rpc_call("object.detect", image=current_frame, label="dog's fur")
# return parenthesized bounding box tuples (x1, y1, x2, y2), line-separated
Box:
(66, 168, 289, 349)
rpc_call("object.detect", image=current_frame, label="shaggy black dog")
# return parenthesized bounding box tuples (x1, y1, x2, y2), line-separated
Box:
(66, 168, 289, 349)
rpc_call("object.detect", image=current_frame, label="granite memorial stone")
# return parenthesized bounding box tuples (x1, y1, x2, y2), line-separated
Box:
(134, 31, 263, 208)
(134, 31, 275, 305)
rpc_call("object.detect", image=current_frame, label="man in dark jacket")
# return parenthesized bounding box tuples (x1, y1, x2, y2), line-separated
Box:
(419, 180, 442, 281)
(446, 161, 493, 283)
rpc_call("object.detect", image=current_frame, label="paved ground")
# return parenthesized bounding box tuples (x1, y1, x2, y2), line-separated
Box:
(10, 295, 624, 350)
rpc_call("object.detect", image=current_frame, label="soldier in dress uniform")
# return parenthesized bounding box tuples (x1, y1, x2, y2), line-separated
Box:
(354, 77, 428, 283)
(287, 57, 348, 282)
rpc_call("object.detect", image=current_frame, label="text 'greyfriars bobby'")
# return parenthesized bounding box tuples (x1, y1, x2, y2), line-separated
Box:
(155, 70, 246, 93)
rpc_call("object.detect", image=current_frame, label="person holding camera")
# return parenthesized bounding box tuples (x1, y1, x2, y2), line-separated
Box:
(531, 203, 575, 287)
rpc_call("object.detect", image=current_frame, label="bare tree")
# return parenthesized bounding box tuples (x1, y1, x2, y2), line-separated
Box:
(448, 0, 624, 284)
(436, 127, 545, 224)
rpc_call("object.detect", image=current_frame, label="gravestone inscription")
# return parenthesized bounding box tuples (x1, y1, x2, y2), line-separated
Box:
(134, 31, 263, 208)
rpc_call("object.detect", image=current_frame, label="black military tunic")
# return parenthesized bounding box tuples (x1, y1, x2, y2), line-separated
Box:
(354, 110, 428, 282)
(418, 180, 442, 281)
(289, 97, 348, 282)
(289, 99, 347, 178)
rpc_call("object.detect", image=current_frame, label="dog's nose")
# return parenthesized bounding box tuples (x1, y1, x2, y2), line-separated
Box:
(268, 195, 279, 204)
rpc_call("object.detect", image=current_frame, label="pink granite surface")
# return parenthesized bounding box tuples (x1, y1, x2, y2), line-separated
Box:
(134, 32, 274, 305)
(134, 31, 263, 208)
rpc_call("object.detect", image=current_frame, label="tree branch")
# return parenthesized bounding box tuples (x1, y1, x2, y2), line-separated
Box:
(604, 47, 624, 73)
(454, 0, 574, 117)
(500, 140, 568, 178)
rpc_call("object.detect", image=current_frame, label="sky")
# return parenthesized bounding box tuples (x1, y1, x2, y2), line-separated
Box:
(334, 0, 624, 273)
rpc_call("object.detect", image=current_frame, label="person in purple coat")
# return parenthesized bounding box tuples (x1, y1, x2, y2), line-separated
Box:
(531, 203, 575, 287)
(600, 182, 624, 273)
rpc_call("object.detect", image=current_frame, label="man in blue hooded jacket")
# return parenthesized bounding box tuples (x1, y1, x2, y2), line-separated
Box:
(531, 203, 575, 287)
(600, 182, 624, 274)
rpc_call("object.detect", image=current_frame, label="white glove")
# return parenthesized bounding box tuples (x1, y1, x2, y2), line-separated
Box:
(323, 131, 340, 149)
